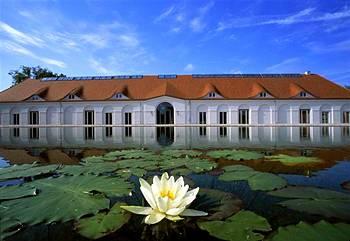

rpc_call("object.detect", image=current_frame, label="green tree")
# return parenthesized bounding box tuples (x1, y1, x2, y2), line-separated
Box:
(9, 65, 66, 85)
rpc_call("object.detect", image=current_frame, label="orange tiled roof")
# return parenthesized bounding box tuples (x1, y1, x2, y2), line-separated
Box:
(0, 74, 349, 102)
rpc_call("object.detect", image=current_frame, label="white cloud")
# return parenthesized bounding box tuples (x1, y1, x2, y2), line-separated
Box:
(154, 6, 176, 23)
(189, 1, 214, 33)
(89, 58, 113, 74)
(190, 17, 206, 32)
(184, 63, 194, 72)
(79, 33, 108, 48)
(0, 41, 66, 68)
(308, 40, 350, 53)
(117, 34, 139, 47)
(262, 8, 315, 25)
(265, 58, 300, 72)
(0, 21, 44, 47)
(199, 1, 215, 15)
(170, 27, 181, 33)
(216, 7, 350, 31)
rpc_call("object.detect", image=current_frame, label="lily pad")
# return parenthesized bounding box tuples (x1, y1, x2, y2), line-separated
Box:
(219, 165, 287, 191)
(198, 210, 271, 241)
(170, 168, 193, 176)
(268, 186, 350, 220)
(270, 220, 350, 241)
(59, 162, 122, 176)
(194, 188, 242, 221)
(159, 158, 217, 173)
(75, 202, 131, 240)
(0, 163, 60, 181)
(161, 149, 202, 158)
(265, 154, 322, 165)
(0, 218, 23, 240)
(0, 175, 133, 226)
(207, 149, 264, 161)
(116, 158, 159, 171)
(0, 185, 37, 201)
(115, 168, 147, 179)
(103, 149, 157, 160)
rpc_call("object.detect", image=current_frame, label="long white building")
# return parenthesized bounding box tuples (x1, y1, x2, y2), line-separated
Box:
(0, 73, 350, 141)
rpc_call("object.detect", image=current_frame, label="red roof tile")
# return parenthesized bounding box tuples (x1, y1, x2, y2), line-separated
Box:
(0, 74, 349, 102)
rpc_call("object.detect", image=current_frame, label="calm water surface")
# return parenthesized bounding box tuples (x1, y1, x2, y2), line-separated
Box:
(1, 127, 350, 241)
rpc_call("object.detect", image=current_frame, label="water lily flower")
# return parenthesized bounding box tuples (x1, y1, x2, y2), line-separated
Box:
(121, 172, 208, 224)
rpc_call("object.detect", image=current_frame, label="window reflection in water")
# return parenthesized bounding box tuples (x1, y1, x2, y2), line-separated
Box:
(2, 127, 350, 149)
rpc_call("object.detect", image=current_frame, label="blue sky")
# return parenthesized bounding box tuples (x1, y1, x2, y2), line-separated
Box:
(0, 0, 350, 91)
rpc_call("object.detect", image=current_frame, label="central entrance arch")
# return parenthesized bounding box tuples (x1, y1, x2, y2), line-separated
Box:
(156, 102, 174, 124)
(156, 102, 174, 146)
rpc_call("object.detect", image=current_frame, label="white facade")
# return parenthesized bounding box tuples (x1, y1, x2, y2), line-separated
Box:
(1, 97, 350, 127)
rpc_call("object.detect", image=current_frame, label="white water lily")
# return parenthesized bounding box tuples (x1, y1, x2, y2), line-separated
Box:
(121, 172, 208, 224)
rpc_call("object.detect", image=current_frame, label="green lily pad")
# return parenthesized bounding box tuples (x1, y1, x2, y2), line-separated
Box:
(0, 185, 37, 201)
(223, 165, 254, 172)
(116, 158, 159, 171)
(270, 220, 350, 241)
(159, 158, 217, 174)
(81, 156, 105, 163)
(170, 168, 193, 176)
(196, 189, 243, 221)
(219, 165, 287, 191)
(161, 149, 202, 158)
(0, 175, 133, 226)
(0, 163, 60, 181)
(185, 159, 217, 173)
(115, 168, 147, 179)
(75, 202, 131, 240)
(198, 210, 271, 241)
(268, 186, 350, 220)
(265, 154, 322, 165)
(0, 218, 23, 240)
(59, 162, 122, 176)
(103, 149, 157, 160)
(207, 149, 264, 161)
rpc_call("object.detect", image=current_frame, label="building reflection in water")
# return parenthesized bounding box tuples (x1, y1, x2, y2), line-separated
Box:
(0, 127, 350, 149)
(0, 126, 350, 150)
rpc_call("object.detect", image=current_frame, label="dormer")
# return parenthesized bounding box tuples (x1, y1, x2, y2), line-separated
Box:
(255, 91, 274, 98)
(202, 83, 223, 99)
(294, 91, 314, 98)
(63, 86, 82, 101)
(204, 91, 223, 99)
(289, 83, 314, 98)
(27, 94, 44, 101)
(111, 92, 128, 100)
(25, 87, 48, 101)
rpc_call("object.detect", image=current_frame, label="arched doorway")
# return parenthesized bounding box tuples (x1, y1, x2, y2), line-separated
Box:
(156, 102, 174, 146)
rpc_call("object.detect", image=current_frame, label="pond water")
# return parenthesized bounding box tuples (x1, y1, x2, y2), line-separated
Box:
(1, 127, 350, 241)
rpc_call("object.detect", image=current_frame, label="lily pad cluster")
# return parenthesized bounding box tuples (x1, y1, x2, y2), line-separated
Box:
(206, 149, 264, 161)
(198, 210, 271, 241)
(0, 175, 133, 239)
(265, 154, 323, 165)
(219, 165, 287, 191)
(75, 202, 131, 240)
(270, 220, 350, 241)
(268, 186, 350, 220)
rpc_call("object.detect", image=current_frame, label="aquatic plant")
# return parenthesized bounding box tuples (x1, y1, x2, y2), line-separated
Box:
(206, 149, 264, 161)
(198, 210, 271, 241)
(270, 220, 350, 241)
(268, 186, 350, 220)
(265, 154, 322, 165)
(219, 165, 287, 191)
(121, 172, 208, 224)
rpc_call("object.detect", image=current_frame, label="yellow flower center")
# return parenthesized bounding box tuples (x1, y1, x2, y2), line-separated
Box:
(160, 189, 176, 200)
